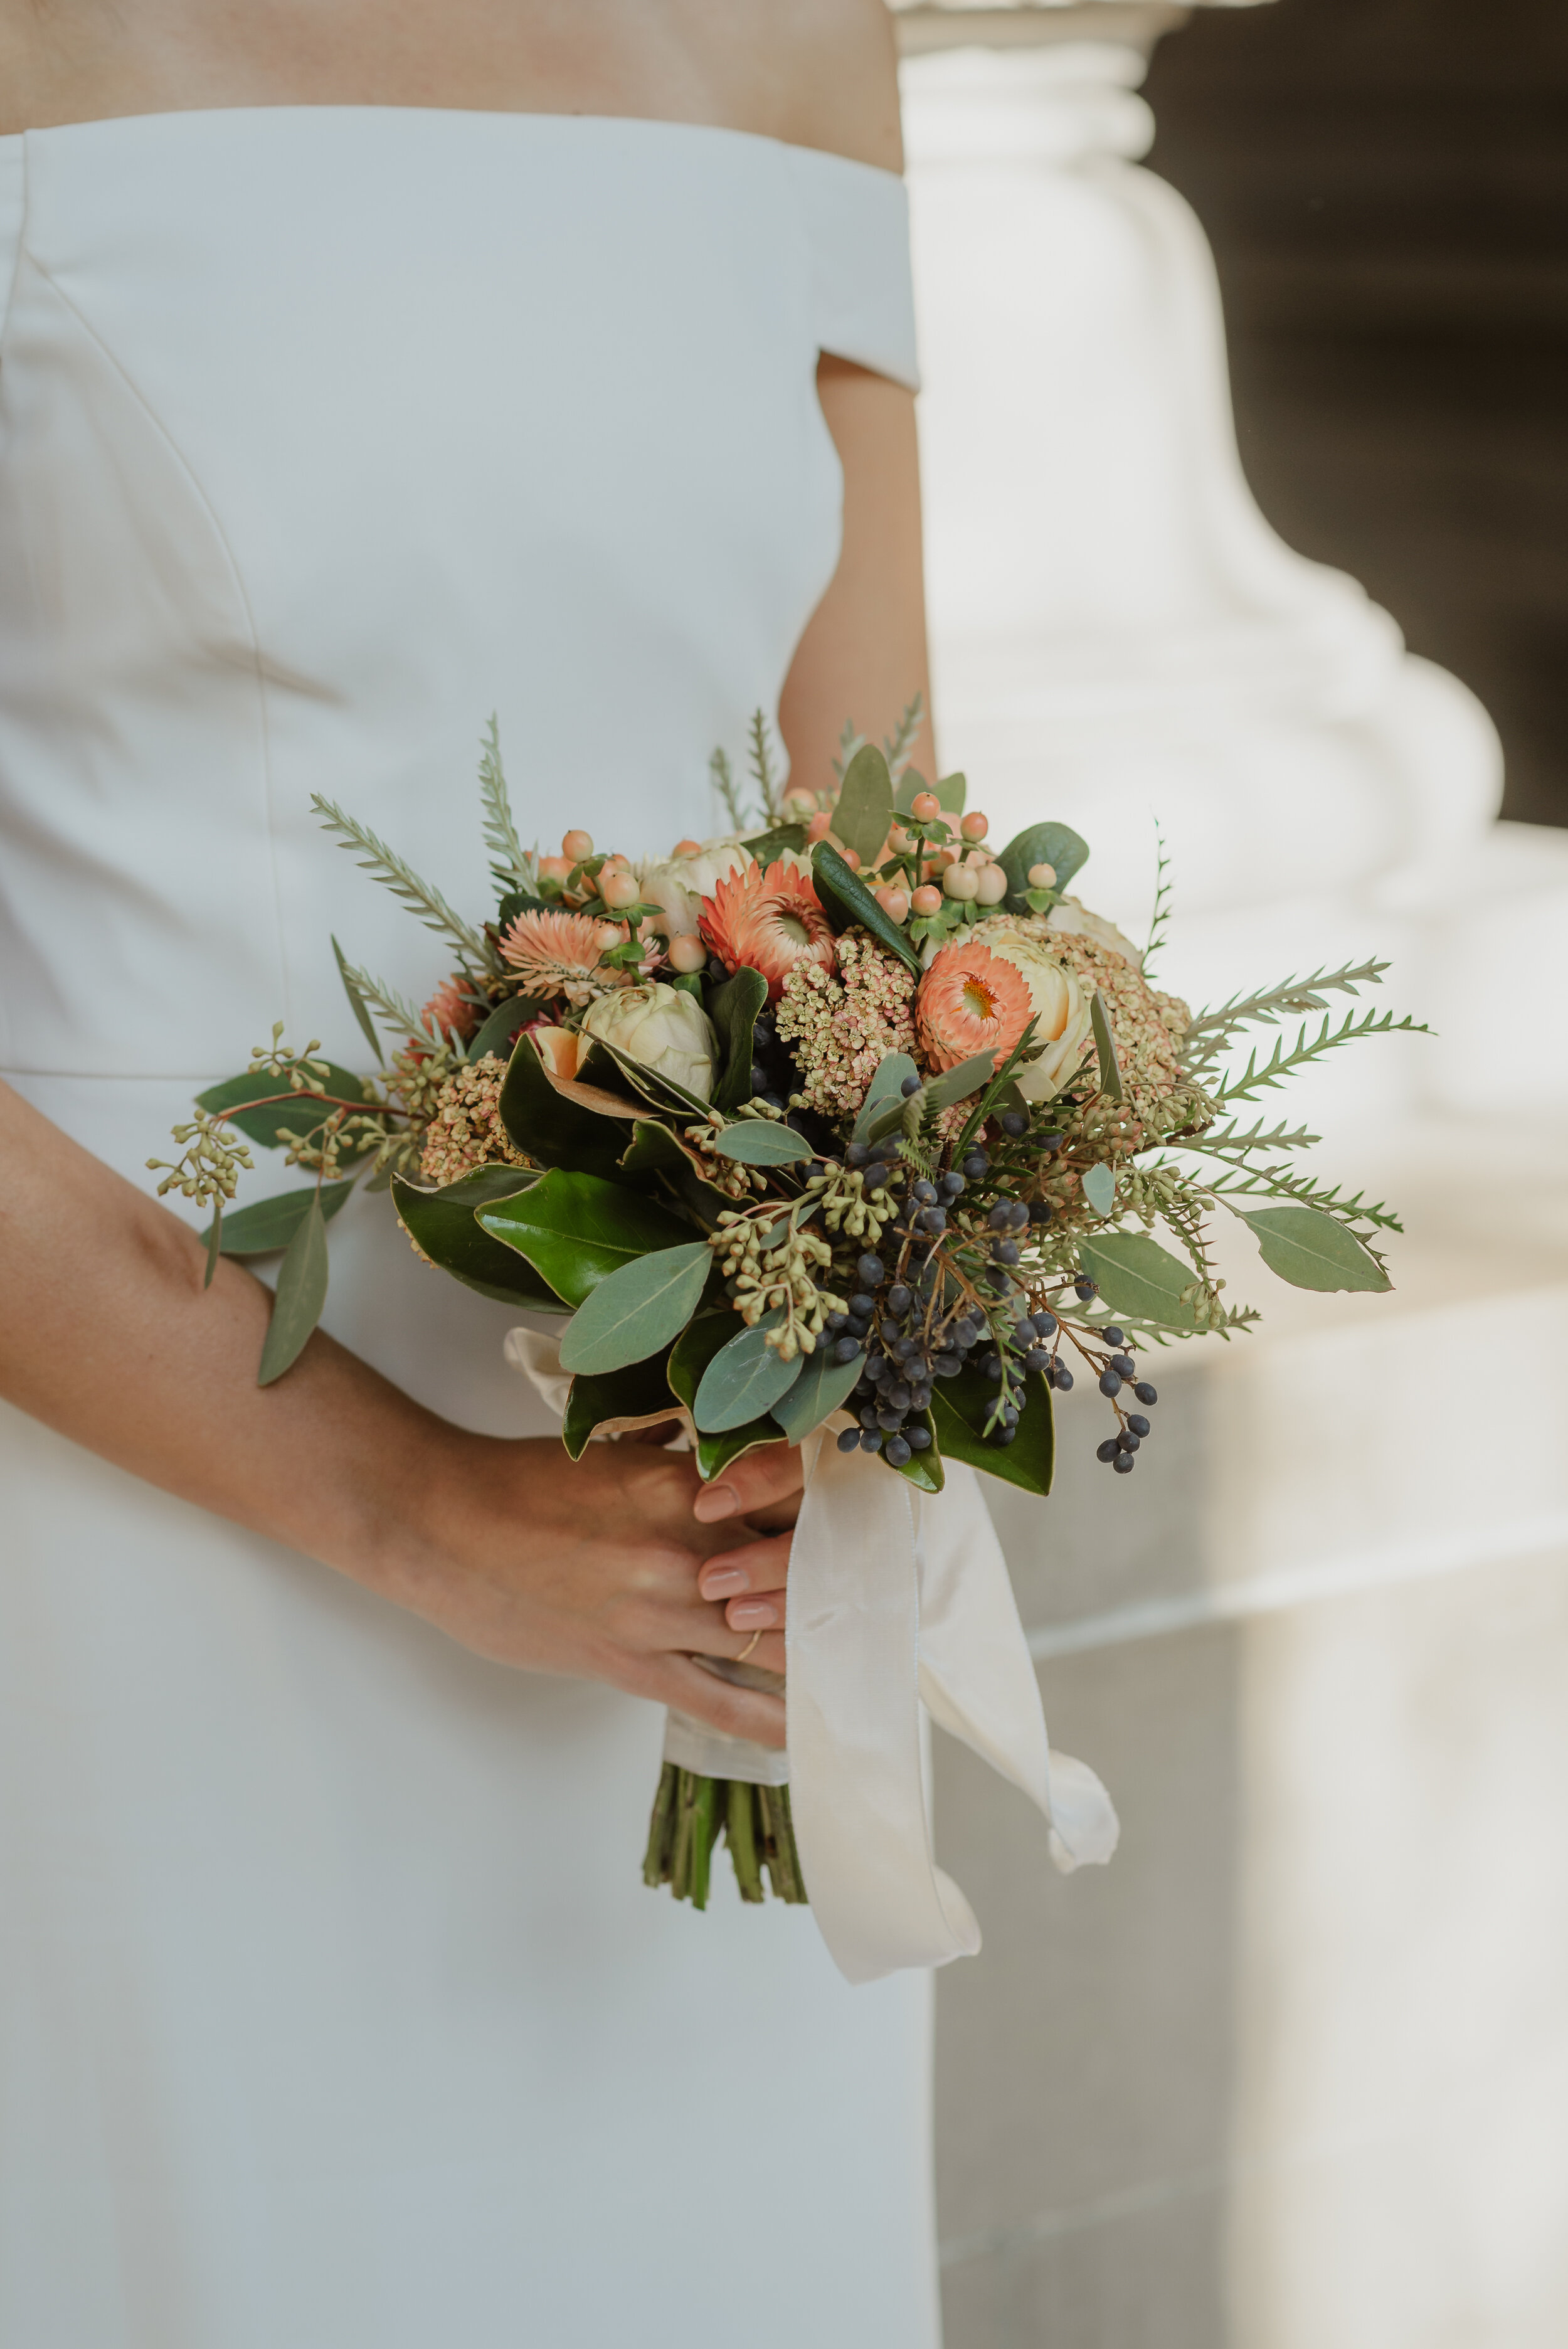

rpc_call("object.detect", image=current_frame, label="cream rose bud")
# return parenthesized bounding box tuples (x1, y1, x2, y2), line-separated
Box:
(976, 923, 1095, 1100)
(635, 836, 753, 940)
(581, 982, 718, 1100)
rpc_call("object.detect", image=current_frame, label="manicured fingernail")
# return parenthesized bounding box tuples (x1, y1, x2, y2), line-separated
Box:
(694, 1485, 738, 1520)
(701, 1567, 749, 1599)
(728, 1599, 776, 1630)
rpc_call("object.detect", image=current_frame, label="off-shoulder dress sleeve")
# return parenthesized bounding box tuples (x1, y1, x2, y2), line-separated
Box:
(785, 146, 921, 393)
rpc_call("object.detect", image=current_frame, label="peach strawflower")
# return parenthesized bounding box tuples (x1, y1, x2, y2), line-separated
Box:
(915, 937, 1033, 1073)
(697, 859, 835, 1002)
(499, 908, 619, 1005)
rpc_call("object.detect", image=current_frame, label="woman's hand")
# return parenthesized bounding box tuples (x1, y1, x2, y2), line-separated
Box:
(390, 1432, 806, 1749)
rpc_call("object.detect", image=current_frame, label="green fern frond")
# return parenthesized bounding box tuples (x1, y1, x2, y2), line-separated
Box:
(746, 711, 783, 824)
(1184, 960, 1391, 1069)
(1214, 1005, 1428, 1104)
(832, 717, 866, 785)
(477, 718, 535, 893)
(1202, 1162, 1405, 1235)
(709, 746, 746, 832)
(334, 960, 432, 1043)
(312, 795, 489, 966)
(881, 693, 925, 782)
(1144, 825, 1173, 975)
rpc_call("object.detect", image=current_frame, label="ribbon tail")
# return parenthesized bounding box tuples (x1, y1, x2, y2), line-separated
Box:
(914, 1458, 1118, 1874)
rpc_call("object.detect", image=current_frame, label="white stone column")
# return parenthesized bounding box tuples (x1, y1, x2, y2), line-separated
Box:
(893, 9, 1538, 1126)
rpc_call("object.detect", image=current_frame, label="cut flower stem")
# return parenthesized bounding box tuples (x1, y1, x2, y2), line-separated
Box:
(642, 1766, 808, 1909)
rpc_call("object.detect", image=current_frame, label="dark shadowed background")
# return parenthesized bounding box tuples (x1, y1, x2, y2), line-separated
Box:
(1144, 0, 1568, 829)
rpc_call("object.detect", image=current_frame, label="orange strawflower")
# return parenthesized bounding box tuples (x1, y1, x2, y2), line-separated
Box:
(915, 938, 1033, 1073)
(499, 908, 621, 1005)
(697, 859, 835, 1002)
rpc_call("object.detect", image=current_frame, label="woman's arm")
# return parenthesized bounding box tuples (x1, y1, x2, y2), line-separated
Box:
(0, 1078, 794, 1741)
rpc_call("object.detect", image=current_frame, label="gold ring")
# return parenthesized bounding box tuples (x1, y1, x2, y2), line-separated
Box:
(736, 1629, 763, 1663)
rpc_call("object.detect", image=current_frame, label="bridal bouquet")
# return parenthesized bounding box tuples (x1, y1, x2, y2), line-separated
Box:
(155, 709, 1420, 1936)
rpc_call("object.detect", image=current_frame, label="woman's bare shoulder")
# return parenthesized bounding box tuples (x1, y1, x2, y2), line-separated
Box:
(714, 0, 904, 174)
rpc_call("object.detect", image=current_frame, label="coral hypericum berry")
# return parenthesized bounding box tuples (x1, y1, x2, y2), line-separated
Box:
(916, 938, 1032, 1073)
(697, 859, 835, 1002)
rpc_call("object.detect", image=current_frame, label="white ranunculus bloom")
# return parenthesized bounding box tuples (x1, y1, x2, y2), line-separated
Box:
(1046, 895, 1143, 964)
(581, 982, 718, 1100)
(636, 835, 754, 940)
(976, 922, 1095, 1101)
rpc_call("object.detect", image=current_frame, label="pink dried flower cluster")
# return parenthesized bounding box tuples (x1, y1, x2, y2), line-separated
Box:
(418, 1054, 531, 1188)
(774, 931, 916, 1120)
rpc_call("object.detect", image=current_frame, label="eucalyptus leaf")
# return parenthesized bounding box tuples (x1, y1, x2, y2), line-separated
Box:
(934, 772, 967, 817)
(558, 1241, 712, 1375)
(692, 1312, 805, 1433)
(332, 933, 383, 1063)
(1241, 1205, 1392, 1294)
(930, 1364, 1054, 1496)
(668, 1313, 788, 1477)
(811, 844, 922, 974)
(198, 1064, 377, 1152)
(998, 820, 1090, 915)
(256, 1192, 330, 1386)
(923, 1050, 997, 1116)
(1081, 1162, 1117, 1217)
(1078, 1231, 1204, 1329)
(205, 1179, 356, 1258)
(852, 1051, 920, 1143)
(709, 965, 770, 1114)
(832, 743, 895, 868)
(477, 1167, 696, 1308)
(768, 1345, 865, 1443)
(392, 1165, 561, 1309)
(712, 1121, 814, 1167)
(1090, 990, 1125, 1103)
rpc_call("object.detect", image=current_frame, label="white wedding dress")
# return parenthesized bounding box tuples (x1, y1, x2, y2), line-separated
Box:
(0, 107, 940, 2347)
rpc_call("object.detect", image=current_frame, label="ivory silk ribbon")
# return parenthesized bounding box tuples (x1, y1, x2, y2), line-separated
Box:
(506, 1327, 1118, 1985)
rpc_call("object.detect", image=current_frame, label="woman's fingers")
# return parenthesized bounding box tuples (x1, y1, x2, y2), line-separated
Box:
(691, 1440, 804, 1529)
(697, 1530, 791, 1606)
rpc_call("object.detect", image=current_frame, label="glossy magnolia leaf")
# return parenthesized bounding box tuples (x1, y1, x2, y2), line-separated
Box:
(391, 1165, 561, 1308)
(561, 1349, 680, 1460)
(498, 1030, 628, 1180)
(616, 1118, 729, 1219)
(712, 1120, 813, 1167)
(668, 1313, 787, 1478)
(1241, 1204, 1392, 1294)
(811, 843, 922, 974)
(930, 1362, 1054, 1497)
(833, 743, 896, 869)
(592, 1035, 714, 1124)
(1078, 1231, 1203, 1330)
(1090, 990, 1125, 1104)
(198, 1063, 376, 1151)
(742, 822, 808, 864)
(852, 1051, 920, 1143)
(256, 1192, 330, 1387)
(477, 1167, 696, 1308)
(691, 1310, 805, 1433)
(205, 1179, 356, 1258)
(997, 820, 1089, 915)
(768, 1344, 865, 1443)
(467, 992, 546, 1066)
(709, 965, 770, 1115)
(558, 1240, 712, 1375)
(1081, 1161, 1116, 1217)
(332, 933, 383, 1063)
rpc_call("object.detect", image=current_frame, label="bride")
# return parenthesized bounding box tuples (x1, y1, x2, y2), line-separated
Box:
(0, 1, 941, 2342)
